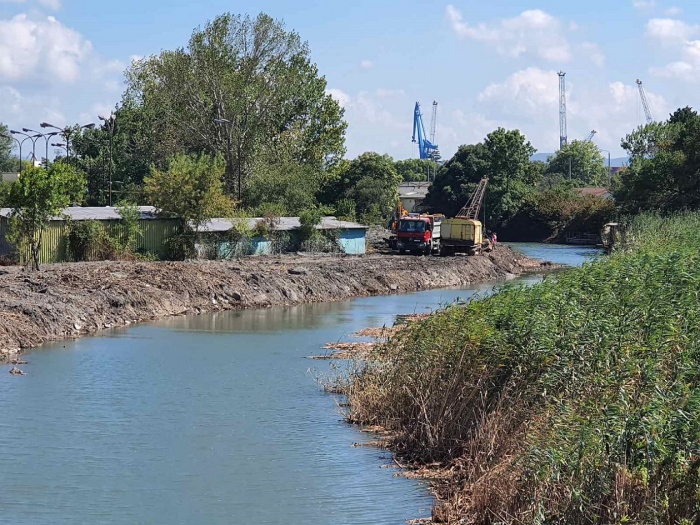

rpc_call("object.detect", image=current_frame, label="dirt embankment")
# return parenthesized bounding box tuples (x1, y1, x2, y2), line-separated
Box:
(0, 246, 547, 361)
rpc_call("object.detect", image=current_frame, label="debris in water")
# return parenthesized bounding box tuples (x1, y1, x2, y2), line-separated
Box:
(9, 367, 26, 376)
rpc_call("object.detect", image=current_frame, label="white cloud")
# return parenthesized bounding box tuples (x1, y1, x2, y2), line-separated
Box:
(474, 68, 669, 154)
(446, 5, 572, 62)
(326, 88, 350, 108)
(665, 7, 682, 16)
(478, 68, 560, 116)
(360, 59, 373, 70)
(580, 42, 605, 67)
(647, 16, 700, 83)
(646, 18, 700, 45)
(0, 14, 92, 83)
(633, 0, 656, 9)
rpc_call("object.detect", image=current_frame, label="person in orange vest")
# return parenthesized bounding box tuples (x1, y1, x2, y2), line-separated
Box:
(492, 232, 497, 245)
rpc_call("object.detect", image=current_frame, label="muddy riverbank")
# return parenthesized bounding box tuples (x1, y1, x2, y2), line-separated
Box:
(0, 246, 546, 361)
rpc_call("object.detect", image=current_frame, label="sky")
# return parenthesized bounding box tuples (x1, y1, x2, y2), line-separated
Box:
(0, 0, 698, 162)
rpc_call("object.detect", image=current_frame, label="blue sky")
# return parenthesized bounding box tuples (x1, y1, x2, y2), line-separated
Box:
(0, 0, 698, 160)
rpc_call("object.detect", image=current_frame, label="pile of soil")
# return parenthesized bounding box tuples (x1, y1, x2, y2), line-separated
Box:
(0, 246, 547, 362)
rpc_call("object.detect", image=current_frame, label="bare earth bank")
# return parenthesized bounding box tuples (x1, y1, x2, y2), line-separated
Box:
(0, 246, 549, 362)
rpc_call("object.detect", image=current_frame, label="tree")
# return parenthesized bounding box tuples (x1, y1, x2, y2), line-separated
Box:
(7, 162, 86, 270)
(124, 12, 346, 202)
(616, 107, 700, 214)
(424, 128, 538, 226)
(545, 140, 609, 186)
(395, 158, 436, 182)
(0, 123, 19, 173)
(323, 153, 402, 224)
(144, 153, 234, 232)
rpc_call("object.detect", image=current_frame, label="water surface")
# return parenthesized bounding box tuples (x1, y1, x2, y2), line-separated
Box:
(0, 244, 592, 525)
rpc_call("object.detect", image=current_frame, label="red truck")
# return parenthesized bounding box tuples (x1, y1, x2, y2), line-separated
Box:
(394, 214, 443, 255)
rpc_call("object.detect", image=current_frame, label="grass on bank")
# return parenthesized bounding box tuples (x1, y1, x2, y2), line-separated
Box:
(346, 213, 700, 524)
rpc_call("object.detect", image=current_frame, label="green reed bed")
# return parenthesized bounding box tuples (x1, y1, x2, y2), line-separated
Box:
(347, 214, 700, 524)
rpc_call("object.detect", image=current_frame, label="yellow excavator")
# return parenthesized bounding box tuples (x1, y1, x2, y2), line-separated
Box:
(440, 178, 493, 256)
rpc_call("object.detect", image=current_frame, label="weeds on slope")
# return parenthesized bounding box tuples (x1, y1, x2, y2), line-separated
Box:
(346, 214, 700, 524)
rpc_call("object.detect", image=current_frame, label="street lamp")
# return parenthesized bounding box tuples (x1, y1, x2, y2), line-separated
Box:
(39, 122, 95, 157)
(213, 117, 241, 201)
(599, 149, 612, 187)
(23, 128, 60, 168)
(10, 130, 42, 165)
(98, 113, 116, 206)
(51, 143, 68, 156)
(1, 133, 23, 173)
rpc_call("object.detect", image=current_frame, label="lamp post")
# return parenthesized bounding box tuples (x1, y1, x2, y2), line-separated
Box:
(39, 122, 95, 158)
(213, 117, 241, 202)
(51, 142, 68, 156)
(1, 133, 22, 173)
(10, 130, 41, 165)
(98, 113, 116, 206)
(599, 149, 612, 187)
(23, 128, 60, 168)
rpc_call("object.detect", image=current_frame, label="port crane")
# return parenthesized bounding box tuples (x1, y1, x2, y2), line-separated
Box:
(584, 130, 597, 142)
(412, 102, 440, 160)
(636, 79, 654, 124)
(558, 71, 568, 149)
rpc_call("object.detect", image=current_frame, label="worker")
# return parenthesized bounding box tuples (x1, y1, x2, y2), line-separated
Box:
(492, 232, 498, 245)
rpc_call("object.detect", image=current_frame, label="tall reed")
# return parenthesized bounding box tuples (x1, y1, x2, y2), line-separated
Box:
(346, 213, 700, 524)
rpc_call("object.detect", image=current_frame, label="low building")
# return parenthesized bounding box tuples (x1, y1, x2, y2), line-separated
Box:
(196, 216, 368, 258)
(398, 182, 431, 213)
(0, 206, 180, 264)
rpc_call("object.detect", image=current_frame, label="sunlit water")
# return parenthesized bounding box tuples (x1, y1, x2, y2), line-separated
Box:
(0, 245, 594, 524)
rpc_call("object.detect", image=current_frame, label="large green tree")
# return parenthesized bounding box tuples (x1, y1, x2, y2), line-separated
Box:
(124, 13, 346, 202)
(322, 153, 402, 224)
(394, 158, 437, 182)
(616, 107, 700, 213)
(424, 128, 538, 226)
(545, 140, 609, 186)
(7, 162, 86, 270)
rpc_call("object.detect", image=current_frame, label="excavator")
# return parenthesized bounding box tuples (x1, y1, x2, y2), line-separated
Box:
(440, 178, 493, 256)
(387, 199, 409, 250)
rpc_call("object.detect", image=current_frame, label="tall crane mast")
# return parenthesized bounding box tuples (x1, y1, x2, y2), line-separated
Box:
(456, 178, 489, 220)
(429, 101, 438, 145)
(412, 102, 439, 161)
(636, 79, 654, 124)
(558, 71, 568, 150)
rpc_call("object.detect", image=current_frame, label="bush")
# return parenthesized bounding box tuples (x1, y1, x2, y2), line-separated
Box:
(163, 230, 196, 261)
(298, 208, 323, 242)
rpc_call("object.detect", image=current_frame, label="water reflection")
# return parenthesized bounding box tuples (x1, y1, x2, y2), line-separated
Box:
(155, 301, 353, 333)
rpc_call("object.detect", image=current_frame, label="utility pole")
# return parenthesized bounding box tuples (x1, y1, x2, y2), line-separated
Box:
(99, 113, 117, 206)
(558, 71, 568, 150)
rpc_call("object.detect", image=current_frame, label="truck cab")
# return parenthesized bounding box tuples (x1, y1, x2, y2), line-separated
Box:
(395, 215, 442, 255)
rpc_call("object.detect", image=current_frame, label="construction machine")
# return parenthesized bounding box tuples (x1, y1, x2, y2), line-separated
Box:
(440, 178, 492, 256)
(394, 213, 444, 255)
(388, 199, 409, 250)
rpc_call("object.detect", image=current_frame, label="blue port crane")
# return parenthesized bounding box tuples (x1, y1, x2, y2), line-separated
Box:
(412, 102, 439, 160)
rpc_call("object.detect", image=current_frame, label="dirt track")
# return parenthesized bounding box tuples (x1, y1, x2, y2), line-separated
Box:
(0, 246, 547, 362)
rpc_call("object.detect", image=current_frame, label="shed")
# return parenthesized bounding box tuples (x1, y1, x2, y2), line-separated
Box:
(398, 182, 431, 213)
(196, 216, 368, 257)
(0, 206, 180, 263)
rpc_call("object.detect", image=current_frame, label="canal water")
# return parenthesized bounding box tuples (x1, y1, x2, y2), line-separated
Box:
(0, 245, 594, 525)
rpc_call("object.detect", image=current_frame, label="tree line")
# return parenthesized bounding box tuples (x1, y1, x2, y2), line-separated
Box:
(1, 10, 699, 254)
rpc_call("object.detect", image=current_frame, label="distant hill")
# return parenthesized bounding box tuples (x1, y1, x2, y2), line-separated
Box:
(531, 153, 629, 168)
